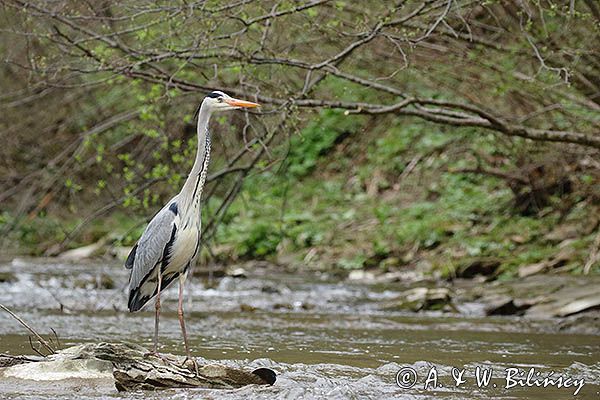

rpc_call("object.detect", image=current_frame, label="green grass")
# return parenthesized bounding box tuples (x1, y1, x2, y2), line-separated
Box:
(211, 111, 597, 276)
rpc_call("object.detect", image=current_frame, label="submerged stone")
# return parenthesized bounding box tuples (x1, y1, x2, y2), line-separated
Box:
(382, 287, 453, 312)
(0, 272, 16, 283)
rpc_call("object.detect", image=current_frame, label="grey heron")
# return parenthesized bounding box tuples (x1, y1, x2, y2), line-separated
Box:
(125, 91, 259, 358)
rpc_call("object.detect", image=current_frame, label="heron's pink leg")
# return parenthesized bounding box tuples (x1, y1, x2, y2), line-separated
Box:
(153, 269, 162, 353)
(178, 275, 191, 359)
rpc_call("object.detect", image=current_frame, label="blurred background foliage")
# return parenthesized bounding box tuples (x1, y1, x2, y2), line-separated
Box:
(0, 0, 598, 276)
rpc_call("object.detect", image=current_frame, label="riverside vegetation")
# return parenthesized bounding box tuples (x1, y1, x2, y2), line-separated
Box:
(0, 1, 598, 281)
(4, 109, 599, 281)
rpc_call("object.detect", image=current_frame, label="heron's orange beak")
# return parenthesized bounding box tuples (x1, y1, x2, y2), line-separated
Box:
(224, 98, 259, 108)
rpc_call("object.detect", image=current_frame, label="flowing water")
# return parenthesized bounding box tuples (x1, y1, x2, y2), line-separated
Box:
(0, 258, 598, 399)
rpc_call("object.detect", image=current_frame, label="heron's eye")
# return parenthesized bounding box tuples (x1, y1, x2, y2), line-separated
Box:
(217, 97, 223, 103)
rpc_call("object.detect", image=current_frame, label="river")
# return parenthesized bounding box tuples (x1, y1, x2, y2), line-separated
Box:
(0, 258, 598, 399)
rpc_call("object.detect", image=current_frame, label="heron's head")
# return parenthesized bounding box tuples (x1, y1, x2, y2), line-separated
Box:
(203, 90, 259, 112)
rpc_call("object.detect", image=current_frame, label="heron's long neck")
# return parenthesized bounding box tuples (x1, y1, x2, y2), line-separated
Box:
(179, 104, 212, 217)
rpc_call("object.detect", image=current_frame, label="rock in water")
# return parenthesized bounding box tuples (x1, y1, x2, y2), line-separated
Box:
(554, 294, 600, 317)
(58, 240, 107, 260)
(0, 342, 276, 392)
(382, 287, 453, 312)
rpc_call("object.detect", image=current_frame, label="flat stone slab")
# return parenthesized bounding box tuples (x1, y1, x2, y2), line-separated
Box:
(0, 342, 276, 392)
(553, 294, 600, 317)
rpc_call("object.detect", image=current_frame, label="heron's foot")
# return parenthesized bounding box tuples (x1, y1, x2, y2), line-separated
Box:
(182, 356, 199, 375)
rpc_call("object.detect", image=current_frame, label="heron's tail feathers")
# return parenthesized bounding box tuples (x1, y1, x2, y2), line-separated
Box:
(128, 289, 148, 312)
(127, 271, 180, 312)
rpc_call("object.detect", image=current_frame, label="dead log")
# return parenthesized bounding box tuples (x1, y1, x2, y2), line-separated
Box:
(0, 342, 276, 391)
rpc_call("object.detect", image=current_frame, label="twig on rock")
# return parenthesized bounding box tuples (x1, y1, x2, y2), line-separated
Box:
(0, 304, 56, 355)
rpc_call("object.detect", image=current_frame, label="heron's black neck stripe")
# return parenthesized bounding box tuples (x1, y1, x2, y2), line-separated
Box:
(193, 103, 201, 122)
(191, 131, 211, 201)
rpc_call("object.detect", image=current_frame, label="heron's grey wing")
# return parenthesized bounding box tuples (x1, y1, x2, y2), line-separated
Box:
(127, 203, 178, 310)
